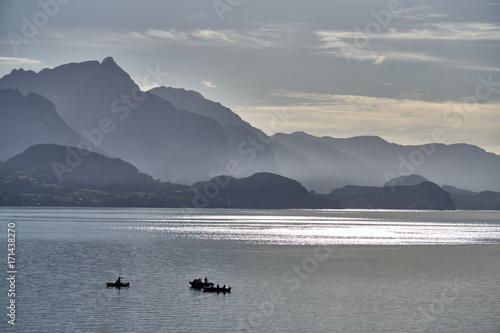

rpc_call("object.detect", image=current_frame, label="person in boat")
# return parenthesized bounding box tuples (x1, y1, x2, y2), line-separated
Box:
(223, 284, 225, 289)
(217, 284, 219, 289)
(116, 276, 121, 285)
(204, 277, 208, 283)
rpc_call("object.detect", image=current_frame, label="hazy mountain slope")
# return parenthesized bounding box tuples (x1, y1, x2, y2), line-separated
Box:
(442, 185, 476, 196)
(0, 89, 81, 161)
(281, 132, 500, 192)
(447, 190, 500, 210)
(0, 143, 197, 207)
(1, 145, 339, 209)
(220, 124, 280, 177)
(417, 143, 500, 192)
(149, 86, 252, 129)
(0, 58, 232, 184)
(5, 143, 147, 189)
(149, 86, 280, 177)
(314, 133, 404, 164)
(271, 133, 384, 192)
(2, 57, 499, 192)
(0, 61, 104, 128)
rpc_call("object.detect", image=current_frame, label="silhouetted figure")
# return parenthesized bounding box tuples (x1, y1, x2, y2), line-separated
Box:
(217, 284, 219, 289)
(116, 276, 121, 285)
(205, 277, 208, 283)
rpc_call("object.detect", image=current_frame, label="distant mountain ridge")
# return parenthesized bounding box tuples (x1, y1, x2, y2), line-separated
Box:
(441, 185, 500, 210)
(0, 144, 336, 208)
(2, 144, 499, 210)
(328, 182, 456, 210)
(272, 132, 500, 192)
(384, 175, 429, 187)
(1, 57, 499, 193)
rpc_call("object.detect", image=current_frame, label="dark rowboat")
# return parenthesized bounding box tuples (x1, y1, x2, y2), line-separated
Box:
(203, 286, 231, 293)
(106, 282, 130, 288)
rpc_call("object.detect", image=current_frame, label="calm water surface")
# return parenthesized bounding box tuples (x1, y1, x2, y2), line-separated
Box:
(0, 207, 499, 332)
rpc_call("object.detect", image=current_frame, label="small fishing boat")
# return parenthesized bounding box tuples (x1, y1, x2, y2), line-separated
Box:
(106, 282, 130, 288)
(190, 278, 214, 289)
(203, 286, 231, 293)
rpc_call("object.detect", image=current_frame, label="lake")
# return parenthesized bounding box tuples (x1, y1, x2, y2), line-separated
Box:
(0, 207, 499, 332)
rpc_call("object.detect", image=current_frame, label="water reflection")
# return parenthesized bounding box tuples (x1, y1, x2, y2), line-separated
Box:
(100, 210, 500, 245)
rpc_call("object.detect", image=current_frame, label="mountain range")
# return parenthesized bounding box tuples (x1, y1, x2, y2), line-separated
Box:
(0, 144, 339, 209)
(1, 57, 499, 194)
(2, 144, 465, 210)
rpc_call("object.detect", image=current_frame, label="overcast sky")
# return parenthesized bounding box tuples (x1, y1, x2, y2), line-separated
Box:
(1, 0, 499, 153)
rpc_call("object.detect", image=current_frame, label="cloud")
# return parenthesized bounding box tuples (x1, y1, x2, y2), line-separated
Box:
(0, 57, 42, 66)
(0, 57, 45, 75)
(316, 22, 500, 44)
(201, 80, 217, 88)
(134, 27, 289, 49)
(386, 22, 500, 41)
(267, 89, 416, 106)
(145, 29, 188, 41)
(233, 89, 500, 153)
(31, 27, 287, 51)
(394, 5, 449, 20)
(315, 22, 500, 71)
(192, 29, 235, 43)
(375, 50, 500, 72)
